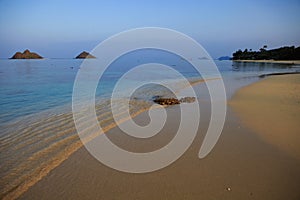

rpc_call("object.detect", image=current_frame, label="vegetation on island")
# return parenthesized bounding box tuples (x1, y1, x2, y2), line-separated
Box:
(232, 46, 300, 60)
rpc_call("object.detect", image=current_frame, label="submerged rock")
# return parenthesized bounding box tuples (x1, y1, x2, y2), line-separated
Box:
(75, 51, 96, 59)
(180, 97, 196, 103)
(11, 49, 43, 59)
(153, 98, 180, 105)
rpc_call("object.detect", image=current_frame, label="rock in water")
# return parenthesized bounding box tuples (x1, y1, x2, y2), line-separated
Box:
(75, 51, 96, 59)
(153, 98, 181, 105)
(153, 97, 196, 105)
(11, 49, 43, 59)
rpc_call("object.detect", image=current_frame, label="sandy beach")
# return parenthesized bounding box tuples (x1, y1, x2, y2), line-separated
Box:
(18, 79, 300, 200)
(1, 0, 300, 199)
(233, 60, 300, 65)
(230, 74, 300, 159)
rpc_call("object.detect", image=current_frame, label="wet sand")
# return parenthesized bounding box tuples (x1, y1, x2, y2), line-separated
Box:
(230, 74, 300, 159)
(234, 60, 300, 65)
(19, 82, 300, 200)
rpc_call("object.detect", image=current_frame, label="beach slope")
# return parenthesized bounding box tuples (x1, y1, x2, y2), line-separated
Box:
(19, 81, 300, 200)
(230, 74, 300, 159)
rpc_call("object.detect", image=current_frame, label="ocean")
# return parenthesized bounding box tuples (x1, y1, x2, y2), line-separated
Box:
(0, 49, 299, 198)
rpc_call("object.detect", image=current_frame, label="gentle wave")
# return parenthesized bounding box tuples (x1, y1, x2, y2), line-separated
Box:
(0, 97, 153, 200)
(0, 77, 205, 199)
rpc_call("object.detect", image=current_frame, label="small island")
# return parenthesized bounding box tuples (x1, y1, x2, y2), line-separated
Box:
(218, 56, 232, 61)
(11, 49, 43, 59)
(75, 51, 96, 59)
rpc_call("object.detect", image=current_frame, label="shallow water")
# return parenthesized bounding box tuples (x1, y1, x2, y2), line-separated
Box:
(0, 51, 299, 199)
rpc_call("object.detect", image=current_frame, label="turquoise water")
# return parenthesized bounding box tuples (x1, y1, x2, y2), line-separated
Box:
(0, 55, 298, 125)
(0, 49, 213, 124)
(0, 50, 299, 199)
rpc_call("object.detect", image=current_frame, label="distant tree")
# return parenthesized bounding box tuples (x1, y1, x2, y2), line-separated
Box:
(263, 45, 268, 49)
(260, 48, 266, 52)
(232, 49, 243, 59)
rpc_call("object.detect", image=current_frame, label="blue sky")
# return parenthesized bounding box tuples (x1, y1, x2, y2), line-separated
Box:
(0, 0, 299, 58)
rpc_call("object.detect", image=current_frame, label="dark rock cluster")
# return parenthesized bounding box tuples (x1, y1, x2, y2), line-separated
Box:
(153, 98, 180, 105)
(153, 97, 196, 105)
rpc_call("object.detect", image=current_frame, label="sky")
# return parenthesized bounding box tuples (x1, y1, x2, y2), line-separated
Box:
(0, 0, 299, 58)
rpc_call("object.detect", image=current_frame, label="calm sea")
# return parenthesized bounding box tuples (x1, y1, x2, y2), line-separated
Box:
(0, 49, 299, 198)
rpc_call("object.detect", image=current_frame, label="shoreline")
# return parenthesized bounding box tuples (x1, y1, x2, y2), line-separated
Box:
(233, 59, 300, 65)
(18, 77, 300, 200)
(230, 74, 300, 159)
(258, 71, 300, 78)
(3, 74, 300, 199)
(0, 102, 152, 200)
(0, 77, 209, 200)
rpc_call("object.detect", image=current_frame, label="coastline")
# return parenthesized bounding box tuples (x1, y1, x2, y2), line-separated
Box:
(233, 59, 300, 65)
(0, 101, 151, 200)
(0, 77, 208, 200)
(229, 74, 300, 159)
(18, 78, 300, 200)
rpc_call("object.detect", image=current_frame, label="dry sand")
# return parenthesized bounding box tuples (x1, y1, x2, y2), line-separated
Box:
(19, 81, 300, 200)
(230, 74, 300, 159)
